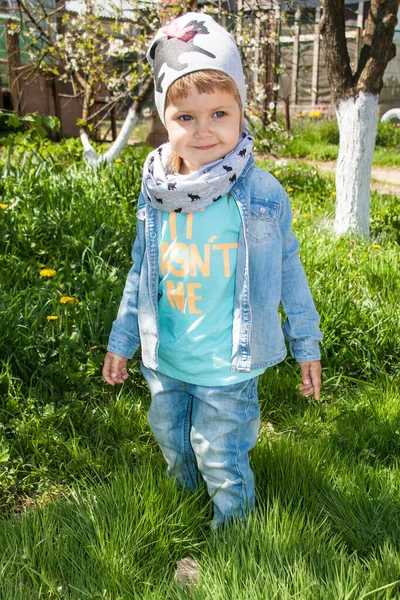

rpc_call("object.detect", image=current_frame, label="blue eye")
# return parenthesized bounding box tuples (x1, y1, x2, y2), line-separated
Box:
(214, 111, 226, 118)
(178, 115, 193, 122)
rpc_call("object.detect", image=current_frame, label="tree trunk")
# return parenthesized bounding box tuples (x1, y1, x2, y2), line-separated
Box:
(319, 1, 354, 102)
(146, 108, 167, 148)
(6, 20, 22, 114)
(81, 106, 139, 165)
(81, 76, 154, 166)
(320, 0, 399, 236)
(335, 92, 378, 236)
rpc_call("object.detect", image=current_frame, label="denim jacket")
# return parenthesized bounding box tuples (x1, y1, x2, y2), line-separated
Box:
(107, 156, 322, 371)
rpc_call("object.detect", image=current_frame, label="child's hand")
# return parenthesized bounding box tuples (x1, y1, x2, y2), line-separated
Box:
(298, 361, 321, 400)
(102, 351, 129, 385)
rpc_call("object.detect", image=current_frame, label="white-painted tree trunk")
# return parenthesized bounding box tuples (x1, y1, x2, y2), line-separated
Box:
(80, 106, 138, 167)
(334, 92, 379, 236)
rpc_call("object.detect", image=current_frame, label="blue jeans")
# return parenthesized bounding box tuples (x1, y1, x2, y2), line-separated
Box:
(140, 364, 260, 528)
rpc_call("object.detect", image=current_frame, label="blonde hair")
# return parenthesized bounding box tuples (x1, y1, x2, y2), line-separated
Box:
(165, 70, 242, 175)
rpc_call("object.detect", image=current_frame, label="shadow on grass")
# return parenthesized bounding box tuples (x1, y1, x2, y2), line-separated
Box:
(254, 368, 400, 565)
(0, 463, 211, 600)
(2, 355, 400, 598)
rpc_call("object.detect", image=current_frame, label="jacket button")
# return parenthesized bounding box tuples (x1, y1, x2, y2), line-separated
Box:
(260, 207, 266, 214)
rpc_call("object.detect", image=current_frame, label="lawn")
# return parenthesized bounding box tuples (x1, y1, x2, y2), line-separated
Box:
(253, 117, 400, 168)
(1, 139, 400, 599)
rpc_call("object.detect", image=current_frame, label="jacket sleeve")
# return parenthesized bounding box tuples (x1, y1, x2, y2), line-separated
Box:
(279, 190, 322, 362)
(106, 201, 146, 359)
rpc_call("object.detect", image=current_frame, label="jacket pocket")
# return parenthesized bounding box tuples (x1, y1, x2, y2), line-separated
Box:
(248, 199, 280, 241)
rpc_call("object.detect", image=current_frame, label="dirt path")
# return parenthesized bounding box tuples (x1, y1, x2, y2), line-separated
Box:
(261, 156, 400, 196)
(311, 161, 400, 196)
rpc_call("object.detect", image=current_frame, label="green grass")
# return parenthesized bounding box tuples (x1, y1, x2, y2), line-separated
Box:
(1, 141, 400, 598)
(261, 119, 400, 167)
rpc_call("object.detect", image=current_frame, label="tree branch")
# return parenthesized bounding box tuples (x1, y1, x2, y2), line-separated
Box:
(319, 0, 354, 102)
(15, 0, 51, 45)
(354, 0, 399, 94)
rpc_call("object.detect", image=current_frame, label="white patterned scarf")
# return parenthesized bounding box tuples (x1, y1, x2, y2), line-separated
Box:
(141, 127, 253, 213)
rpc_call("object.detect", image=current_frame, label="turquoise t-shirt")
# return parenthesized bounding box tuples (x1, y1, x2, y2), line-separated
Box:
(157, 195, 264, 386)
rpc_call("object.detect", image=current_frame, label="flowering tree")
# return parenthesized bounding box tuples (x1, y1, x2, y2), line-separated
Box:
(11, 0, 157, 163)
(320, 0, 399, 236)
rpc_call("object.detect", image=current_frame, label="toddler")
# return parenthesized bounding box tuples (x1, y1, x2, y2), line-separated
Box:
(103, 12, 322, 528)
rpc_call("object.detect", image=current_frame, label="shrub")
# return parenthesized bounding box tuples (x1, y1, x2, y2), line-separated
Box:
(370, 190, 400, 243)
(247, 112, 289, 156)
(375, 121, 400, 148)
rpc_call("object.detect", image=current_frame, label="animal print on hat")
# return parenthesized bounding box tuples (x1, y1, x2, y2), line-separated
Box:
(147, 12, 246, 125)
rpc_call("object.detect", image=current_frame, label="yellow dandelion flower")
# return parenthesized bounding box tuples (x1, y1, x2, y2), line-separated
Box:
(373, 244, 381, 249)
(46, 315, 59, 321)
(303, 212, 309, 217)
(115, 158, 122, 163)
(292, 206, 296, 211)
(292, 217, 297, 224)
(317, 238, 323, 244)
(60, 296, 78, 305)
(287, 187, 294, 193)
(40, 268, 57, 278)
(0, 203, 7, 210)
(332, 191, 336, 196)
(274, 169, 280, 175)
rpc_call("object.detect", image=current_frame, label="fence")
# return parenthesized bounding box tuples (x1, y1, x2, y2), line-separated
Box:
(238, 2, 400, 119)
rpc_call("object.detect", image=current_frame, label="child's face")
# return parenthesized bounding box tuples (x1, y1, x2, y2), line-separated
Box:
(164, 90, 242, 175)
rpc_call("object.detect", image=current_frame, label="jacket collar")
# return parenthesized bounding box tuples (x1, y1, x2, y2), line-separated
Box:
(239, 155, 255, 179)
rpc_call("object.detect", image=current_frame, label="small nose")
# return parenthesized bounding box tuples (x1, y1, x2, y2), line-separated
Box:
(195, 118, 212, 137)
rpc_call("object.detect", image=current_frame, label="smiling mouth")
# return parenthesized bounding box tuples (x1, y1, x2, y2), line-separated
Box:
(194, 144, 217, 150)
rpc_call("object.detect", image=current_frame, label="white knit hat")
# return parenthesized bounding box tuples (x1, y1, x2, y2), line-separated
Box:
(147, 12, 246, 125)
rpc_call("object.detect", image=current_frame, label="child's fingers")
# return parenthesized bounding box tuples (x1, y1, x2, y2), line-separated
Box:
(310, 362, 321, 400)
(114, 363, 129, 384)
(298, 380, 314, 396)
(102, 353, 129, 385)
(298, 361, 321, 400)
(102, 355, 117, 385)
(103, 363, 128, 385)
